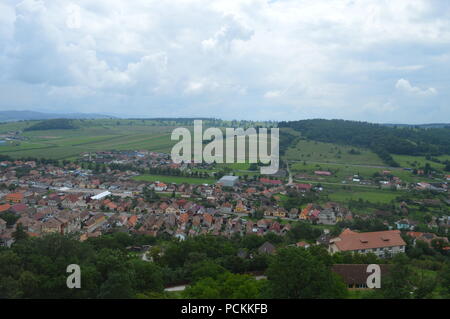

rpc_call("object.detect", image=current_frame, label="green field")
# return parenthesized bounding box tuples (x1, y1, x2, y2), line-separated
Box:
(133, 174, 216, 185)
(290, 159, 438, 184)
(327, 189, 401, 204)
(284, 137, 384, 166)
(392, 154, 450, 171)
(0, 120, 177, 159)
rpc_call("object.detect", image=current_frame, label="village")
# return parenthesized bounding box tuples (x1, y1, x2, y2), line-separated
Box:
(0, 150, 449, 258)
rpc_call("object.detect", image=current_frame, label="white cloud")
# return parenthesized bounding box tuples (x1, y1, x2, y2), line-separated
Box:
(0, 0, 449, 122)
(395, 78, 437, 96)
(264, 90, 282, 98)
(201, 15, 253, 51)
(184, 81, 205, 94)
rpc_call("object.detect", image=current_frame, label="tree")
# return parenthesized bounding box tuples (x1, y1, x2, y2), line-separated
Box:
(131, 259, 164, 293)
(439, 263, 450, 297)
(444, 162, 450, 172)
(0, 212, 20, 226)
(12, 223, 28, 242)
(381, 254, 414, 299)
(183, 272, 264, 299)
(431, 238, 447, 252)
(265, 247, 347, 298)
(413, 271, 437, 299)
(188, 260, 227, 282)
(98, 271, 135, 299)
(286, 222, 322, 242)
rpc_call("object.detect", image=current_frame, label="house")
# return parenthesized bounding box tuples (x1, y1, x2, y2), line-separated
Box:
(16, 216, 42, 234)
(328, 229, 406, 257)
(10, 203, 29, 214)
(406, 231, 449, 246)
(104, 200, 118, 211)
(296, 241, 310, 249)
(273, 208, 286, 218)
(203, 213, 213, 227)
(299, 204, 313, 220)
(296, 184, 312, 192)
(258, 241, 276, 254)
(309, 209, 321, 221)
(57, 211, 81, 234)
(0, 229, 14, 247)
(317, 208, 336, 225)
(42, 218, 63, 234)
(234, 201, 247, 213)
(127, 215, 138, 228)
(316, 233, 332, 246)
(288, 208, 299, 219)
(395, 219, 417, 231)
(0, 218, 6, 232)
(264, 207, 274, 217)
(84, 214, 107, 233)
(0, 203, 11, 213)
(331, 264, 390, 289)
(220, 202, 233, 214)
(5, 192, 24, 203)
(154, 182, 167, 192)
(257, 219, 270, 230)
(62, 194, 87, 209)
(314, 171, 332, 176)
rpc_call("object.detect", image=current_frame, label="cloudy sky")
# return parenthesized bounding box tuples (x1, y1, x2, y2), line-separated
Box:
(0, 0, 449, 123)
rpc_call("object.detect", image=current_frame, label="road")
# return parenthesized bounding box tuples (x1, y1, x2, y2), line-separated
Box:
(286, 161, 293, 185)
(163, 275, 268, 292)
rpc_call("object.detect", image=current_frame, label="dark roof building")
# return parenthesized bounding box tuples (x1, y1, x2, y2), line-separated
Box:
(331, 264, 390, 289)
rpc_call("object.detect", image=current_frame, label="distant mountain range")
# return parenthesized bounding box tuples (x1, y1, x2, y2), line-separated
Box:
(0, 110, 449, 127)
(382, 123, 450, 128)
(0, 110, 115, 122)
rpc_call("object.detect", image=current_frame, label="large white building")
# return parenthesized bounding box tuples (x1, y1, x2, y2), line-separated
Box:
(328, 229, 406, 258)
(90, 191, 111, 200)
(217, 176, 239, 187)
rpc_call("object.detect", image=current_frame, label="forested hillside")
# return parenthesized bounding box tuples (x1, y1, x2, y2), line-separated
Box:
(24, 119, 78, 131)
(279, 119, 450, 166)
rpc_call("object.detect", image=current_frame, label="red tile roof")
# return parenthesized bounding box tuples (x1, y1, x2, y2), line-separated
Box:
(128, 215, 138, 227)
(5, 192, 24, 202)
(314, 171, 332, 176)
(11, 203, 28, 213)
(334, 229, 406, 251)
(0, 203, 11, 212)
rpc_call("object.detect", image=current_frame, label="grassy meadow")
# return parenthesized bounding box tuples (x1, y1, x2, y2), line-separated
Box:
(0, 119, 177, 159)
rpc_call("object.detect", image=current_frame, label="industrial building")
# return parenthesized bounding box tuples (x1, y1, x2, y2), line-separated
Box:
(217, 176, 239, 187)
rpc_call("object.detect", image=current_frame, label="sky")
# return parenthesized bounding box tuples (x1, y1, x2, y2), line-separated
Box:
(0, 0, 450, 123)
